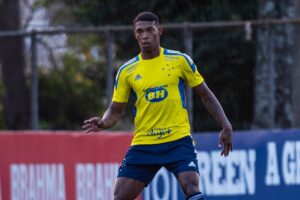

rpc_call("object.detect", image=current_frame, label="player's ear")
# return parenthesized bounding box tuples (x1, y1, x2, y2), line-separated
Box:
(133, 28, 138, 40)
(158, 26, 163, 36)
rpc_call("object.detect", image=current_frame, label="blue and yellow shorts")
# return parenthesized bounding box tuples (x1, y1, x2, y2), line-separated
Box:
(117, 136, 199, 186)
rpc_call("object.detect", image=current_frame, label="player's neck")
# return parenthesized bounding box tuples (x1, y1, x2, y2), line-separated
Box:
(141, 46, 161, 60)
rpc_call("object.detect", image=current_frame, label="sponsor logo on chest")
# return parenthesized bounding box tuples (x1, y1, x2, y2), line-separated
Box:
(145, 85, 168, 102)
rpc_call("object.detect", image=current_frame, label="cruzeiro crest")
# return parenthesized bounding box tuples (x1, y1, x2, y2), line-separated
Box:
(145, 85, 168, 102)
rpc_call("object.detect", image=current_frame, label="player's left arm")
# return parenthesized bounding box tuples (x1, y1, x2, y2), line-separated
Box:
(193, 82, 233, 156)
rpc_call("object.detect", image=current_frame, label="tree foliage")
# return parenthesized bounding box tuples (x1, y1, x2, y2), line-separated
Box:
(39, 35, 107, 129)
(64, 0, 258, 25)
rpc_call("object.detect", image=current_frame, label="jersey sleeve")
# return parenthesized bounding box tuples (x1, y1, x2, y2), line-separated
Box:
(180, 54, 204, 87)
(112, 68, 130, 102)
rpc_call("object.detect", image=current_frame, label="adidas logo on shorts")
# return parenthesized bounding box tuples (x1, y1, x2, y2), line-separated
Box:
(188, 161, 196, 167)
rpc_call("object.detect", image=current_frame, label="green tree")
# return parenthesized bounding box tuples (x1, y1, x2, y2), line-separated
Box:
(39, 35, 107, 129)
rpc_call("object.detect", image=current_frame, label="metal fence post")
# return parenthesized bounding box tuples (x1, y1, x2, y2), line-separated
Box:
(105, 30, 114, 107)
(31, 31, 39, 130)
(183, 22, 194, 131)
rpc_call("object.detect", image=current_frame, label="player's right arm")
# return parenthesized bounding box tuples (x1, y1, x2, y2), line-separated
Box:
(82, 102, 126, 133)
(83, 61, 131, 133)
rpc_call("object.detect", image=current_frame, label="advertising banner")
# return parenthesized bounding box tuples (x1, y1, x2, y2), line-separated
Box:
(0, 131, 133, 200)
(0, 129, 300, 200)
(144, 129, 300, 200)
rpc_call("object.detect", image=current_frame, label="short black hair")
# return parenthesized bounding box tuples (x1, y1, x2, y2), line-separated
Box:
(133, 12, 160, 24)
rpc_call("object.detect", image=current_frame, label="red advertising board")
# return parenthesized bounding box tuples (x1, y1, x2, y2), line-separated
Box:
(0, 131, 136, 200)
(2, 130, 300, 200)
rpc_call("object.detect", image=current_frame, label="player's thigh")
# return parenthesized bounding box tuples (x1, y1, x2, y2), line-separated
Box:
(177, 171, 200, 195)
(114, 177, 145, 200)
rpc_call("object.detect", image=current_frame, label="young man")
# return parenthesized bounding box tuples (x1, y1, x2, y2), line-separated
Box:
(83, 12, 232, 200)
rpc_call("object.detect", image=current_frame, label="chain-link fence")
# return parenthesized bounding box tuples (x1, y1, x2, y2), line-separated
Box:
(0, 19, 300, 131)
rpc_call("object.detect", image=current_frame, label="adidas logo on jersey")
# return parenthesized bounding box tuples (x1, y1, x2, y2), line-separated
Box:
(188, 161, 196, 167)
(135, 74, 142, 81)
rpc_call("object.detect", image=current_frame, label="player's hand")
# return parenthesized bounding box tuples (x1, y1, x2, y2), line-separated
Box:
(82, 117, 105, 133)
(219, 125, 233, 157)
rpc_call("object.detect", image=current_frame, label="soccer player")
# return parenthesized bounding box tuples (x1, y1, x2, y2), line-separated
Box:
(83, 12, 232, 200)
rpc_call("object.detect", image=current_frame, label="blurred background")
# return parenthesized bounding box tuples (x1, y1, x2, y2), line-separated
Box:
(0, 0, 300, 132)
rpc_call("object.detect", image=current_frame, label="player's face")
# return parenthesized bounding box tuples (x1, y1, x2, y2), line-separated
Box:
(134, 21, 162, 52)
